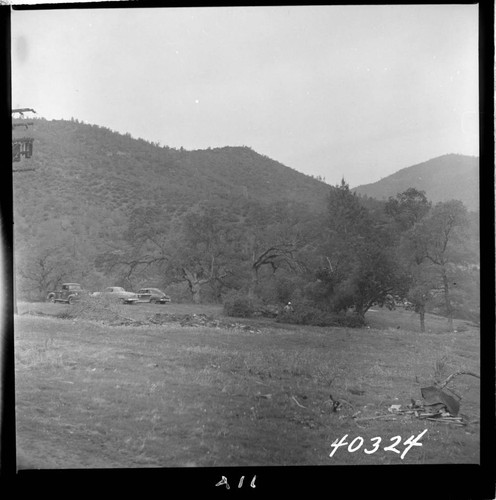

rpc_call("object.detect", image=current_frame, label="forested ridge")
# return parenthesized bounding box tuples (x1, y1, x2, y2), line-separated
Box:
(13, 118, 330, 221)
(13, 118, 479, 328)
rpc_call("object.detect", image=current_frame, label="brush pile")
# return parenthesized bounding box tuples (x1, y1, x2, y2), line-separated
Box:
(149, 313, 262, 333)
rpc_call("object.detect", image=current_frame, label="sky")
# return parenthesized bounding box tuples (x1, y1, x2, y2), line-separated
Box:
(11, 5, 479, 187)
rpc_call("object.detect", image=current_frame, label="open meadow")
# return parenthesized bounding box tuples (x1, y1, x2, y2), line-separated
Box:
(14, 301, 480, 469)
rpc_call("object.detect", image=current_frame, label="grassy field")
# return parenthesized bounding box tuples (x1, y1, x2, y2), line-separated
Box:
(14, 301, 480, 469)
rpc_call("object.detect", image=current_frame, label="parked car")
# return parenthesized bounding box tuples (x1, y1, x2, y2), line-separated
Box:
(91, 286, 139, 304)
(46, 283, 86, 304)
(394, 297, 414, 310)
(136, 288, 171, 304)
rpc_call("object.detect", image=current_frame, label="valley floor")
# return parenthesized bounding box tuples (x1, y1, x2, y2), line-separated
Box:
(13, 302, 480, 473)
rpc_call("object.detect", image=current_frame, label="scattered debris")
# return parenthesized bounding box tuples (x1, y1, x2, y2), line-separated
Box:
(149, 313, 262, 333)
(24, 308, 262, 332)
(328, 394, 342, 412)
(255, 393, 273, 400)
(348, 370, 479, 427)
(388, 404, 402, 413)
(385, 402, 467, 426)
(325, 394, 355, 412)
(107, 317, 148, 327)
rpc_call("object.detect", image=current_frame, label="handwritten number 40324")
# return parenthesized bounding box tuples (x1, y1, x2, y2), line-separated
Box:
(330, 429, 428, 459)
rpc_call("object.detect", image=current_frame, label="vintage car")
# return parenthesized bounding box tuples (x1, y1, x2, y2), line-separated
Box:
(46, 283, 86, 304)
(90, 286, 139, 304)
(136, 288, 171, 304)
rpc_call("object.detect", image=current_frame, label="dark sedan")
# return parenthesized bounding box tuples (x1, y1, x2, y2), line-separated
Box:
(136, 288, 171, 304)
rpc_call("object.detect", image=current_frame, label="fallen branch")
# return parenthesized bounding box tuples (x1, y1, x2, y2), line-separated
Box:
(291, 396, 307, 409)
(425, 418, 466, 426)
(443, 385, 462, 401)
(254, 380, 269, 386)
(438, 371, 480, 390)
(354, 415, 397, 422)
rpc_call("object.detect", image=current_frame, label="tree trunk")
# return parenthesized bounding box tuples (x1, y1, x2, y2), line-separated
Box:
(419, 306, 425, 333)
(447, 315, 454, 332)
(354, 303, 365, 320)
(441, 268, 454, 331)
(248, 266, 258, 299)
(190, 283, 201, 304)
(182, 268, 202, 304)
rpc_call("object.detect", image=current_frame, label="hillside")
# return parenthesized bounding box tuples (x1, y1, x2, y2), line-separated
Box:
(11, 119, 480, 255)
(12, 118, 330, 227)
(12, 118, 480, 314)
(352, 154, 479, 211)
(13, 120, 479, 236)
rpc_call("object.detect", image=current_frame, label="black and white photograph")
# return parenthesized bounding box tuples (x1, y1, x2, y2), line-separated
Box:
(5, 1, 492, 494)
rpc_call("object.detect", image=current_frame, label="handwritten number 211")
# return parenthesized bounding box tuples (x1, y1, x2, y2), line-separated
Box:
(216, 475, 256, 489)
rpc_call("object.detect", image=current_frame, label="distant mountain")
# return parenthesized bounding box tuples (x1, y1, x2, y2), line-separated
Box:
(352, 154, 479, 211)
